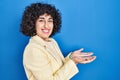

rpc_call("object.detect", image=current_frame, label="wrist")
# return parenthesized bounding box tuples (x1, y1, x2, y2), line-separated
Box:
(69, 52, 73, 59)
(69, 52, 78, 64)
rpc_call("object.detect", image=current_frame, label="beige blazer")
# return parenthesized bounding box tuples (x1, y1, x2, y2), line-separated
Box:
(23, 35, 78, 80)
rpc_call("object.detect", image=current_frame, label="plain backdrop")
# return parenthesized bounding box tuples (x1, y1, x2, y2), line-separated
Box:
(0, 0, 120, 80)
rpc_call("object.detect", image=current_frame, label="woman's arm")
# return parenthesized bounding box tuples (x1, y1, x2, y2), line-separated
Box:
(23, 45, 78, 80)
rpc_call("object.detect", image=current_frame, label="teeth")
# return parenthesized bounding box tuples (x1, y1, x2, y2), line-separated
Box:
(42, 29, 49, 33)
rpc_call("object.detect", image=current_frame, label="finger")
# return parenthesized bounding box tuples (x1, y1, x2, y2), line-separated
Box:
(78, 56, 94, 63)
(78, 48, 84, 52)
(72, 56, 84, 62)
(72, 56, 96, 64)
(86, 56, 96, 61)
(79, 52, 93, 57)
(81, 56, 96, 64)
(85, 56, 96, 61)
(90, 56, 96, 61)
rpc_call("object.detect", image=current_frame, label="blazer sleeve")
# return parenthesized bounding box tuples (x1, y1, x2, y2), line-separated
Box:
(23, 45, 78, 80)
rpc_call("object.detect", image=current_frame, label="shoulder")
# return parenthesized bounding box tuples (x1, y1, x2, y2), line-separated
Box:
(50, 38, 61, 49)
(23, 42, 48, 63)
(50, 38, 57, 44)
(23, 39, 46, 57)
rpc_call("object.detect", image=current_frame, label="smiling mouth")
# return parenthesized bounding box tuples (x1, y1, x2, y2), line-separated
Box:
(42, 29, 50, 34)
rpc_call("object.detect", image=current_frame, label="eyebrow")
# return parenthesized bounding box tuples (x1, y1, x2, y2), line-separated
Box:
(49, 17, 53, 20)
(39, 17, 44, 19)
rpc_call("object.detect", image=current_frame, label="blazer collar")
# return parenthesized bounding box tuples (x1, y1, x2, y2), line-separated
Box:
(30, 35, 52, 47)
(30, 35, 65, 63)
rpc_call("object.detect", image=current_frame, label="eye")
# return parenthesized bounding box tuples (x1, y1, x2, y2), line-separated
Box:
(39, 19, 44, 22)
(48, 19, 53, 22)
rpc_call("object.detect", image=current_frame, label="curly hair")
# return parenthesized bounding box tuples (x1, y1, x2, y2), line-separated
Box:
(20, 2, 62, 37)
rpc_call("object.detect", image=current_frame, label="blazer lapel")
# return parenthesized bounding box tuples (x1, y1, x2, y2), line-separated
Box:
(30, 35, 62, 65)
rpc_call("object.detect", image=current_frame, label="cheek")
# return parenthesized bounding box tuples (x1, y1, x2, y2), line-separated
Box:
(36, 23, 43, 30)
(36, 25, 41, 33)
(51, 25, 53, 31)
(50, 23, 53, 29)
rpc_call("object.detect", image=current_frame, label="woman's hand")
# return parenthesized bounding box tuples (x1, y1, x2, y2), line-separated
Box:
(70, 48, 96, 64)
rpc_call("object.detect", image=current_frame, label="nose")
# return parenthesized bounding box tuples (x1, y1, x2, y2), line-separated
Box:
(44, 21, 48, 28)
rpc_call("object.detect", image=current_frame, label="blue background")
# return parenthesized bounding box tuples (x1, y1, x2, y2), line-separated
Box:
(0, 0, 120, 80)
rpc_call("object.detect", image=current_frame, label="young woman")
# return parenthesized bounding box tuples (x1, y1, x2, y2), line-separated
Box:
(20, 2, 96, 80)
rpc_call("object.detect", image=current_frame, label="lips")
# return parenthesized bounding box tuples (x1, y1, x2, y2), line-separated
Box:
(42, 29, 50, 34)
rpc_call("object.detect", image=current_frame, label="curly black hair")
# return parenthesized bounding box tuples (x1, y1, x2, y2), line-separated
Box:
(20, 2, 62, 37)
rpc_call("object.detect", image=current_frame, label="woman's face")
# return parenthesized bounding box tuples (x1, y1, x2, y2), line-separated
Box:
(35, 14, 53, 40)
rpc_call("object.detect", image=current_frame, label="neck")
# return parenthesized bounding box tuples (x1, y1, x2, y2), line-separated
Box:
(37, 35, 51, 42)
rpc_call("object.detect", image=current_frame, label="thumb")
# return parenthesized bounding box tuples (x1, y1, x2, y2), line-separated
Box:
(78, 48, 84, 52)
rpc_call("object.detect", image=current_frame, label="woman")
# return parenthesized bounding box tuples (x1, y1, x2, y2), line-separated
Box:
(20, 2, 96, 80)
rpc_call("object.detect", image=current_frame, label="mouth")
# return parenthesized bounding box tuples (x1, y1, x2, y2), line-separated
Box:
(42, 29, 50, 34)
